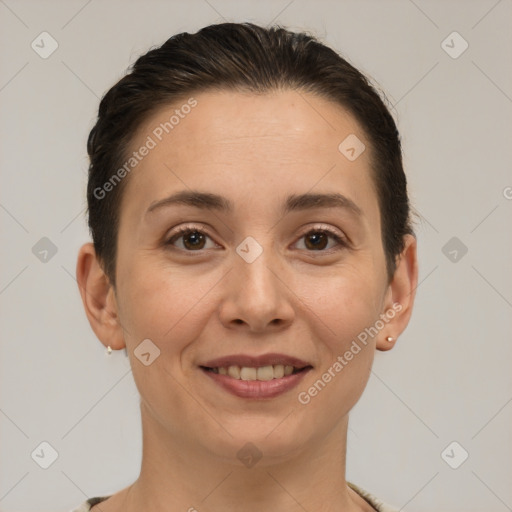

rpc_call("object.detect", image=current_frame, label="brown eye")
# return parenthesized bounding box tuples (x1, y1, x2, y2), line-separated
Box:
(304, 232, 329, 250)
(182, 231, 206, 250)
(167, 228, 216, 251)
(295, 229, 346, 252)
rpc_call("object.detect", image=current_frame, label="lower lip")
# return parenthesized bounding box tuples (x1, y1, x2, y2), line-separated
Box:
(201, 367, 311, 399)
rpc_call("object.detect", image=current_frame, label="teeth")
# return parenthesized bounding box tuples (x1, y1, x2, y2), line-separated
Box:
(274, 364, 285, 378)
(227, 366, 240, 379)
(210, 364, 302, 381)
(240, 367, 257, 380)
(256, 365, 274, 381)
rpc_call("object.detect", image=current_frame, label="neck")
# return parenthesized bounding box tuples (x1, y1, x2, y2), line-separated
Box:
(116, 402, 371, 512)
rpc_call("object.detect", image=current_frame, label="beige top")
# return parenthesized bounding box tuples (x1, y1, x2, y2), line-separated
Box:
(70, 482, 399, 512)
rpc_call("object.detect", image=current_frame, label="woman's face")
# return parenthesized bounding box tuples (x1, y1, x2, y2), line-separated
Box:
(102, 89, 412, 462)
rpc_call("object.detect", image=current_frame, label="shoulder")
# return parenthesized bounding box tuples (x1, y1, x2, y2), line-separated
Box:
(73, 487, 397, 512)
(348, 482, 400, 512)
(69, 496, 111, 512)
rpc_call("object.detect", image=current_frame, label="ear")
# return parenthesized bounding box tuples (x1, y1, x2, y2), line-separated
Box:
(376, 234, 419, 351)
(76, 242, 125, 350)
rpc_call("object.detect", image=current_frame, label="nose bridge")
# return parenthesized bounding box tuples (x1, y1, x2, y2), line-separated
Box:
(219, 233, 294, 331)
(235, 234, 281, 301)
(240, 243, 276, 289)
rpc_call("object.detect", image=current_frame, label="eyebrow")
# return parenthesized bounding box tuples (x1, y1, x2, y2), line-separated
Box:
(146, 190, 363, 217)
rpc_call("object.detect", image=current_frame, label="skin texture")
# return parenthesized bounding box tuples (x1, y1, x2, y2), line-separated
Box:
(77, 89, 418, 512)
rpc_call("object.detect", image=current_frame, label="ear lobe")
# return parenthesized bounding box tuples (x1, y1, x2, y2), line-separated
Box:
(76, 242, 125, 350)
(376, 234, 419, 352)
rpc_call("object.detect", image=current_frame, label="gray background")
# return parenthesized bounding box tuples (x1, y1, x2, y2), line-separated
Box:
(1, 0, 511, 511)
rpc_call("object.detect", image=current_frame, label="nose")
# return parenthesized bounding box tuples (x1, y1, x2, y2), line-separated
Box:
(218, 247, 295, 333)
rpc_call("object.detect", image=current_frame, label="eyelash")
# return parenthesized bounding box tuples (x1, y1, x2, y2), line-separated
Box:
(165, 224, 348, 254)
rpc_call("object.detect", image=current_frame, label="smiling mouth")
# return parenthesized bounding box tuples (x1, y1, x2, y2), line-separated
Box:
(200, 364, 311, 381)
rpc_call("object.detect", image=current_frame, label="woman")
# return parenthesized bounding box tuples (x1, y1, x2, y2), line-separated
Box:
(74, 22, 418, 512)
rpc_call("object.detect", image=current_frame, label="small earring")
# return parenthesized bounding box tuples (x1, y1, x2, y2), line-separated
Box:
(107, 345, 112, 355)
(385, 336, 394, 343)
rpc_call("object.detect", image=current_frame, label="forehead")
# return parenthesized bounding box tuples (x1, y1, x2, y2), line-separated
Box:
(140, 89, 363, 161)
(120, 89, 379, 224)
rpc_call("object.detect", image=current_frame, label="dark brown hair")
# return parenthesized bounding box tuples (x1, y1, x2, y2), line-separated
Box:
(86, 22, 413, 286)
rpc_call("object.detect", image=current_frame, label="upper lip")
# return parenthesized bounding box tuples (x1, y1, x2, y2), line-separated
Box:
(200, 353, 312, 369)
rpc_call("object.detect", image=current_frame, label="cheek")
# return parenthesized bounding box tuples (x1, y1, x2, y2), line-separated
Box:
(293, 266, 382, 408)
(115, 258, 237, 442)
(300, 261, 384, 345)
(116, 256, 224, 353)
